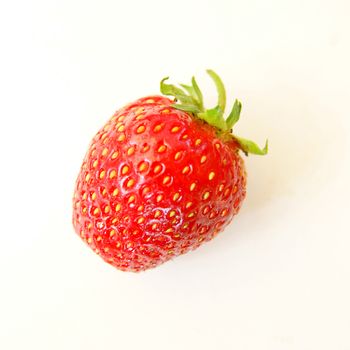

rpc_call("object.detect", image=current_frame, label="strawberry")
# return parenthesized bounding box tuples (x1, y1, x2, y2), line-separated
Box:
(72, 70, 267, 272)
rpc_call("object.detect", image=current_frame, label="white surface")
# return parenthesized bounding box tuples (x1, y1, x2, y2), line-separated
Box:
(0, 0, 350, 349)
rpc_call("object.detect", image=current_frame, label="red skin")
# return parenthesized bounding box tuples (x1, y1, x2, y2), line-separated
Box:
(72, 96, 246, 272)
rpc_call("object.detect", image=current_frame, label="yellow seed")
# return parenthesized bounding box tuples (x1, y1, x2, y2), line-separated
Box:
(169, 210, 176, 217)
(209, 211, 217, 219)
(101, 133, 108, 140)
(135, 114, 145, 120)
(93, 207, 100, 215)
(219, 184, 224, 192)
(203, 191, 210, 200)
(117, 124, 125, 132)
(154, 165, 162, 174)
(224, 188, 230, 197)
(82, 192, 87, 200)
(195, 139, 202, 146)
(158, 145, 167, 153)
(163, 176, 171, 185)
(233, 185, 238, 194)
(121, 165, 129, 175)
(181, 134, 188, 140)
(97, 236, 102, 241)
(116, 242, 121, 248)
(112, 218, 118, 224)
(102, 147, 108, 156)
(138, 161, 148, 172)
(185, 202, 192, 209)
(171, 126, 180, 133)
(174, 151, 182, 160)
(112, 188, 119, 197)
(111, 151, 119, 159)
(128, 195, 135, 203)
(117, 133, 126, 142)
(87, 238, 92, 244)
(190, 182, 196, 191)
(221, 208, 228, 216)
(115, 203, 121, 212)
(137, 205, 144, 212)
(215, 143, 221, 150)
(110, 230, 115, 237)
(154, 210, 161, 218)
(137, 217, 145, 224)
(142, 187, 150, 196)
(85, 173, 91, 182)
(118, 115, 125, 122)
(87, 223, 92, 229)
(102, 188, 107, 196)
(200, 155, 207, 164)
(82, 207, 87, 214)
(109, 170, 117, 179)
(127, 146, 135, 156)
(146, 99, 155, 103)
(126, 179, 135, 188)
(182, 223, 189, 229)
(208, 171, 215, 180)
(136, 125, 146, 134)
(91, 192, 97, 200)
(104, 247, 109, 252)
(156, 194, 163, 202)
(187, 212, 195, 218)
(161, 109, 170, 114)
(182, 165, 190, 174)
(165, 228, 173, 233)
(99, 170, 106, 179)
(142, 144, 150, 153)
(153, 124, 164, 132)
(173, 192, 180, 201)
(104, 206, 110, 213)
(135, 107, 144, 114)
(92, 160, 98, 168)
(152, 223, 157, 230)
(199, 227, 207, 234)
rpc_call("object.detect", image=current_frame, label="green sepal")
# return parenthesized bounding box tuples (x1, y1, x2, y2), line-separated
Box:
(234, 136, 268, 155)
(198, 106, 227, 131)
(160, 78, 195, 106)
(226, 99, 242, 130)
(191, 77, 203, 110)
(159, 70, 268, 156)
(206, 69, 226, 113)
(172, 103, 201, 113)
(180, 84, 196, 97)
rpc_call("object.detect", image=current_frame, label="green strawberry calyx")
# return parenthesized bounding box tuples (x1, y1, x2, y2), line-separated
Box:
(160, 70, 268, 156)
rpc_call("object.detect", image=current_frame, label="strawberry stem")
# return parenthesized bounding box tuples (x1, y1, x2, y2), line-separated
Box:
(160, 70, 268, 156)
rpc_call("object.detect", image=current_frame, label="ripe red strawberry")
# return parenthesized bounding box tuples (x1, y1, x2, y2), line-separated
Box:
(72, 70, 267, 272)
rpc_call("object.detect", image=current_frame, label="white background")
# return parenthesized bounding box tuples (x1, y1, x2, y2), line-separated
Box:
(0, 0, 349, 349)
